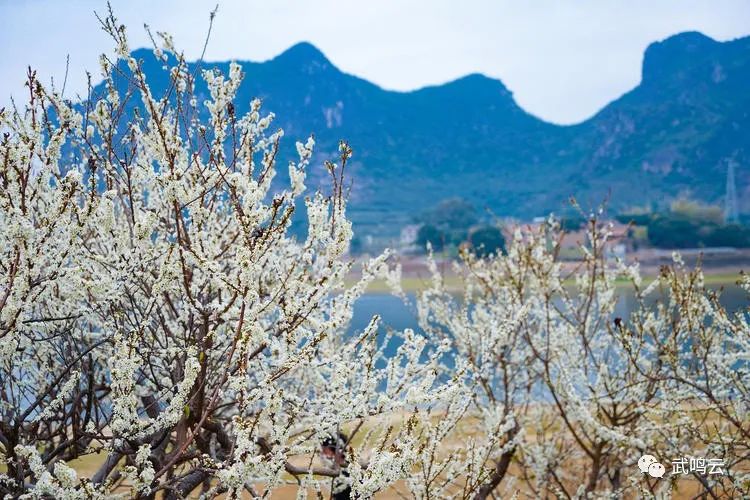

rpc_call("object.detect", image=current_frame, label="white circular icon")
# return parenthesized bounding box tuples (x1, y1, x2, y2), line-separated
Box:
(638, 454, 665, 478)
(648, 462, 666, 478)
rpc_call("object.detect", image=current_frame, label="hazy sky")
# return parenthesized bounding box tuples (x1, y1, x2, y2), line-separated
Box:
(1, 0, 749, 124)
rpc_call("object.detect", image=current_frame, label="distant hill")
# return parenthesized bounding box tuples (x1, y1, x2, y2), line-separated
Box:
(93, 32, 750, 238)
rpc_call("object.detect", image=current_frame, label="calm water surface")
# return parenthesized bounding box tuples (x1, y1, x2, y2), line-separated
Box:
(349, 284, 748, 337)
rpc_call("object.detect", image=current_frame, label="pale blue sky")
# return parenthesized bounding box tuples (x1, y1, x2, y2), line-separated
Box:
(1, 0, 748, 124)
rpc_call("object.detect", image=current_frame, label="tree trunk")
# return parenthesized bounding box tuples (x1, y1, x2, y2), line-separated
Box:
(473, 447, 515, 500)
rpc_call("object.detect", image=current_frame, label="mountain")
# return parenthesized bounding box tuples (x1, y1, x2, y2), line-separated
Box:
(95, 33, 750, 238)
(564, 32, 750, 212)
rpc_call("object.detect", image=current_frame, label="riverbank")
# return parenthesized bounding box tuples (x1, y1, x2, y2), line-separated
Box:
(353, 271, 745, 294)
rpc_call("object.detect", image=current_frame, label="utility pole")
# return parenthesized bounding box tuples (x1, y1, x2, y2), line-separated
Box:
(725, 157, 739, 224)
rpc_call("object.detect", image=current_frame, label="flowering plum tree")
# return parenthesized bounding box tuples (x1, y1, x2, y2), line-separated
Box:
(0, 11, 459, 499)
(414, 218, 750, 498)
(1, 10, 748, 500)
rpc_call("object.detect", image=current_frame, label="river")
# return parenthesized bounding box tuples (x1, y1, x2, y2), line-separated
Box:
(349, 283, 748, 337)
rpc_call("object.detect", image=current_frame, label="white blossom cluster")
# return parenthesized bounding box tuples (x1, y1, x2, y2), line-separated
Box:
(0, 13, 460, 500)
(408, 218, 750, 498)
(1, 12, 748, 500)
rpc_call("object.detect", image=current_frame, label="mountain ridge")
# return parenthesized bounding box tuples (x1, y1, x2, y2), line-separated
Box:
(103, 31, 750, 238)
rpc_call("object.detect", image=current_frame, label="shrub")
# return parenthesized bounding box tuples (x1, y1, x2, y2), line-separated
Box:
(468, 225, 505, 256)
(416, 224, 446, 251)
